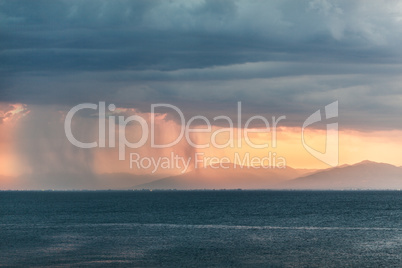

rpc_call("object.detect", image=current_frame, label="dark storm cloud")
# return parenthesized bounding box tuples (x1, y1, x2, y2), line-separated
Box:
(1, 0, 402, 130)
(2, 0, 400, 73)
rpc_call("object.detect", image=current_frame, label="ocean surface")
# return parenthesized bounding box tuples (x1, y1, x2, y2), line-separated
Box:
(0, 191, 401, 267)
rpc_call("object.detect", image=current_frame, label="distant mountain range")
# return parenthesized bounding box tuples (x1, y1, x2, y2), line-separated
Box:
(134, 163, 314, 190)
(134, 161, 402, 190)
(281, 161, 402, 190)
(2, 161, 400, 190)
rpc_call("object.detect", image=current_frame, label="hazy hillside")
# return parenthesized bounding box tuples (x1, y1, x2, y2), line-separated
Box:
(135, 161, 402, 190)
(280, 161, 402, 190)
(134, 163, 313, 190)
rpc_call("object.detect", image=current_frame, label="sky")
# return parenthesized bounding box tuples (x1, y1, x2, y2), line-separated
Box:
(1, 0, 402, 189)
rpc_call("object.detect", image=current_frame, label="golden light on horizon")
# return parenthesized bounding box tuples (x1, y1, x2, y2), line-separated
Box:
(0, 103, 401, 189)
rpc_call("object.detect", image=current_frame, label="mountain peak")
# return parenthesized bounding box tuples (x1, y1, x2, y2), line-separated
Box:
(352, 160, 397, 168)
(355, 160, 379, 165)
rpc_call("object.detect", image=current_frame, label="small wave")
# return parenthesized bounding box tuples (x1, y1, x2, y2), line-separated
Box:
(89, 223, 401, 231)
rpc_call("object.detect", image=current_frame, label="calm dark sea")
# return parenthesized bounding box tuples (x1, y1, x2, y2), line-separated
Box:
(0, 191, 401, 267)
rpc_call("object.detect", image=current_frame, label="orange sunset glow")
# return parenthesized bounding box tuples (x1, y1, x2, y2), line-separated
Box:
(1, 102, 401, 190)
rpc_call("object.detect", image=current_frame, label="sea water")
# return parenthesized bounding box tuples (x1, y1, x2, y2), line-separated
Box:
(1, 191, 401, 267)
